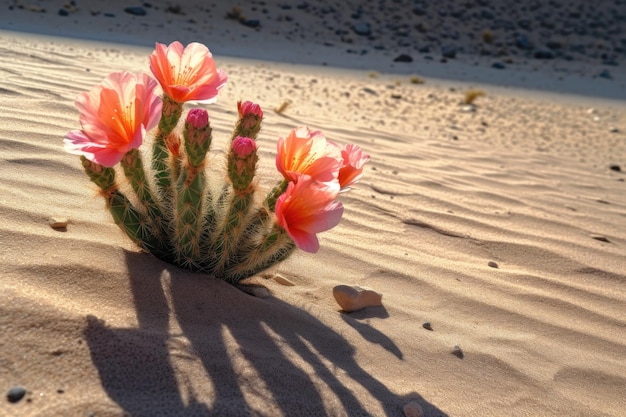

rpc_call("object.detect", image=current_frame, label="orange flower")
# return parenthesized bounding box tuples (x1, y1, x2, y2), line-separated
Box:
(337, 143, 370, 190)
(275, 175, 343, 253)
(64, 71, 162, 167)
(149, 41, 227, 103)
(275, 127, 341, 184)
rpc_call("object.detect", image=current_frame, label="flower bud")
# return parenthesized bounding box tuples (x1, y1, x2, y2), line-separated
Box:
(228, 136, 258, 193)
(234, 100, 263, 139)
(184, 108, 212, 167)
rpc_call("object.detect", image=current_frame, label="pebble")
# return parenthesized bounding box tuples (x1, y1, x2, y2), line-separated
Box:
(393, 54, 413, 63)
(352, 22, 371, 37)
(597, 69, 612, 79)
(333, 285, 382, 312)
(7, 386, 26, 403)
(534, 49, 555, 59)
(241, 19, 261, 28)
(609, 164, 621, 172)
(272, 274, 295, 286)
(452, 345, 464, 359)
(403, 401, 424, 417)
(609, 127, 620, 133)
(591, 234, 610, 243)
(422, 322, 433, 331)
(441, 45, 458, 59)
(124, 6, 147, 16)
(491, 61, 506, 69)
(48, 217, 68, 229)
(488, 261, 499, 268)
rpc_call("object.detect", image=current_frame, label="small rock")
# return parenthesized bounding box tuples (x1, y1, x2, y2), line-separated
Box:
(422, 322, 433, 331)
(241, 19, 261, 28)
(393, 54, 413, 63)
(7, 386, 26, 403)
(459, 104, 476, 113)
(441, 45, 457, 59)
(597, 69, 612, 79)
(609, 164, 621, 172)
(333, 285, 382, 312)
(58, 8, 69, 16)
(514, 34, 531, 50)
(491, 61, 506, 69)
(237, 284, 270, 297)
(591, 235, 610, 243)
(609, 127, 620, 133)
(272, 274, 295, 286)
(124, 6, 147, 16)
(488, 261, 499, 268)
(452, 345, 464, 359)
(534, 49, 554, 59)
(48, 217, 68, 229)
(352, 22, 371, 36)
(403, 401, 424, 417)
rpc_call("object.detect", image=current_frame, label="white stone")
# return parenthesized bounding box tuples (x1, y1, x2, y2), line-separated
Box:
(272, 274, 295, 286)
(48, 217, 68, 229)
(332, 285, 382, 312)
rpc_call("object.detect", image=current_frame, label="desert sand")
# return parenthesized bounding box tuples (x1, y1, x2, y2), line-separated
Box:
(1, 1, 625, 416)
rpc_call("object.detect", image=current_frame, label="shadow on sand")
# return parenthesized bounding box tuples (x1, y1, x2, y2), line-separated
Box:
(84, 250, 447, 417)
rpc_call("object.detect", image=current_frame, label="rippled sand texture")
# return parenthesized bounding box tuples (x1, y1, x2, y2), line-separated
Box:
(1, 33, 625, 417)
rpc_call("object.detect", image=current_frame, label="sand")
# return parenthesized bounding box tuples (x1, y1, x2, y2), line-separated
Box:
(1, 1, 625, 416)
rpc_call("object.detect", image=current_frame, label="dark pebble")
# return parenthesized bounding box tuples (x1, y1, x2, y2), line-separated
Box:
(353, 22, 371, 36)
(104, 12, 115, 17)
(58, 8, 69, 16)
(492, 61, 506, 69)
(7, 386, 26, 403)
(610, 165, 621, 172)
(241, 19, 261, 28)
(533, 49, 554, 59)
(452, 345, 464, 359)
(423, 322, 433, 331)
(124, 6, 146, 16)
(598, 69, 612, 79)
(393, 54, 413, 63)
(488, 261, 499, 268)
(514, 34, 531, 50)
(441, 45, 457, 59)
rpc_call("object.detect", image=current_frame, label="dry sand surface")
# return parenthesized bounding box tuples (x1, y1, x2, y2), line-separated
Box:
(1, 1, 626, 416)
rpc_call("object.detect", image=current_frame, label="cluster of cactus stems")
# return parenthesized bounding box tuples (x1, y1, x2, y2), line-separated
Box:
(81, 98, 295, 284)
(65, 41, 369, 287)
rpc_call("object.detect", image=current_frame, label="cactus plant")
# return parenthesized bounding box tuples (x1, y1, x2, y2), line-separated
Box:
(64, 41, 370, 285)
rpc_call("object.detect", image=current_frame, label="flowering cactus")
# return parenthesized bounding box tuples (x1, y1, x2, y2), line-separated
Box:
(64, 41, 370, 284)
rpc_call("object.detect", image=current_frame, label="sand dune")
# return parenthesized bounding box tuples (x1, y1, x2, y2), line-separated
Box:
(1, 20, 625, 417)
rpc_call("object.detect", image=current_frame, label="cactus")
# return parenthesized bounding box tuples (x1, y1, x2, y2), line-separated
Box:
(64, 41, 369, 286)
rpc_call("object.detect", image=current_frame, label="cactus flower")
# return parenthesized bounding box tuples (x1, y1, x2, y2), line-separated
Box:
(275, 175, 343, 253)
(276, 127, 342, 185)
(237, 100, 263, 129)
(64, 71, 162, 167)
(149, 41, 228, 104)
(337, 143, 370, 190)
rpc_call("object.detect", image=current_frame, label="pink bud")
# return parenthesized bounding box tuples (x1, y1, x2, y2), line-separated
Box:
(237, 100, 263, 119)
(186, 108, 209, 129)
(232, 136, 257, 158)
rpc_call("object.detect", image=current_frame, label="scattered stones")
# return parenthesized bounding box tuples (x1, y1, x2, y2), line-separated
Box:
(48, 217, 68, 229)
(124, 6, 147, 16)
(422, 322, 433, 331)
(393, 54, 413, 63)
(452, 345, 464, 359)
(272, 274, 295, 286)
(333, 285, 382, 312)
(609, 164, 621, 172)
(403, 401, 424, 417)
(488, 261, 499, 268)
(7, 386, 26, 403)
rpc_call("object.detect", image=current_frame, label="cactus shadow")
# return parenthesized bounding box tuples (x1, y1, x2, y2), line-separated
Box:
(84, 250, 448, 416)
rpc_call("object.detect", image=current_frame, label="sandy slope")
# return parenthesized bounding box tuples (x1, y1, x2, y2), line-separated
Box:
(0, 25, 625, 417)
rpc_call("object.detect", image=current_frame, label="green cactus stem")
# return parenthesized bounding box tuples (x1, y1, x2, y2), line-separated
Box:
(120, 149, 167, 241)
(223, 223, 296, 284)
(152, 96, 183, 196)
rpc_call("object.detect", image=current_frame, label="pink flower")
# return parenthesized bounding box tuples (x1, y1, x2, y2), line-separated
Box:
(337, 143, 370, 190)
(275, 175, 344, 253)
(186, 108, 209, 129)
(64, 71, 162, 167)
(184, 108, 210, 146)
(275, 127, 341, 184)
(149, 41, 228, 103)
